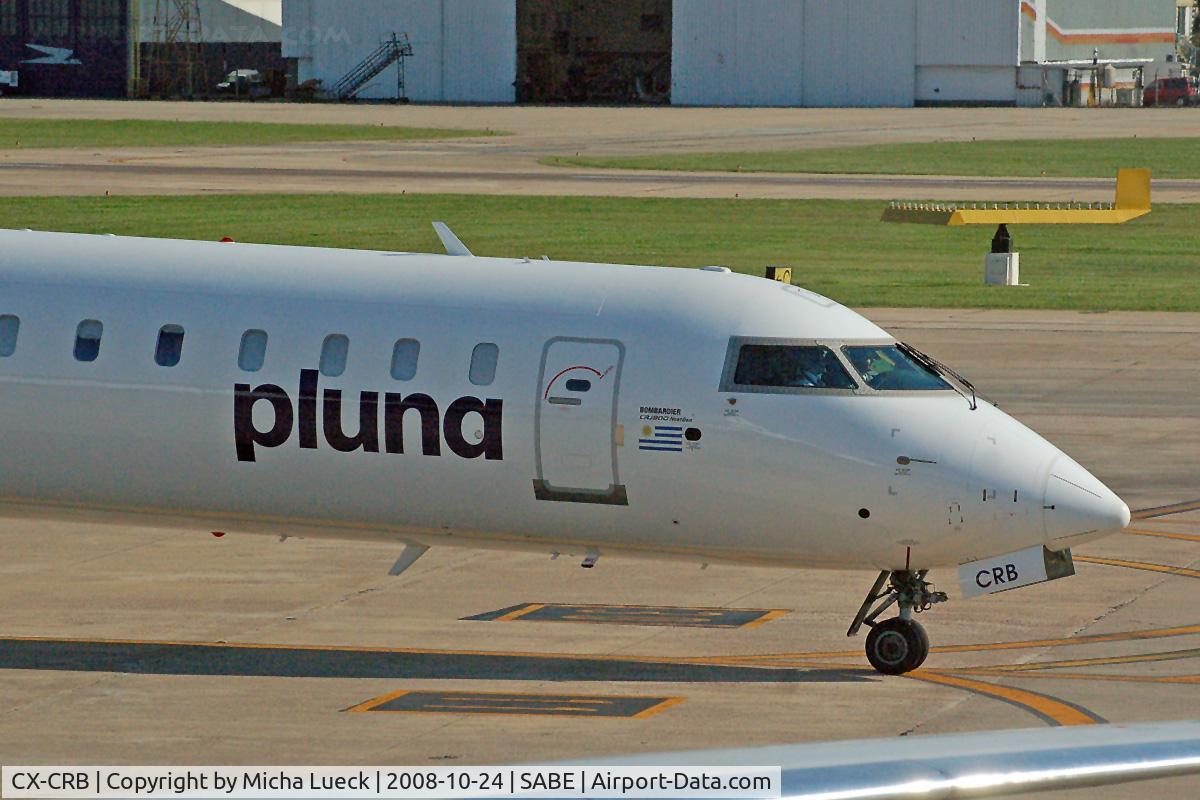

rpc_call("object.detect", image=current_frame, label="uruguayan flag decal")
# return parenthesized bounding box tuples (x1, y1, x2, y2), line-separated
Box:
(639, 425, 684, 452)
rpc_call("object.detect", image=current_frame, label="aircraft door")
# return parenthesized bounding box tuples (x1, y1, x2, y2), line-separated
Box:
(534, 338, 627, 505)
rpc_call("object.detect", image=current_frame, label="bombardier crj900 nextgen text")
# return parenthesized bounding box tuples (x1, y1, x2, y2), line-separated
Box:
(0, 225, 1130, 675)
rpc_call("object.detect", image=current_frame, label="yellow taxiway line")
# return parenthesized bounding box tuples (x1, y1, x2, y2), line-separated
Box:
(1132, 499, 1200, 520)
(1125, 527, 1200, 543)
(905, 671, 1103, 726)
(949, 648, 1200, 674)
(709, 622, 1200, 664)
(1075, 555, 1200, 579)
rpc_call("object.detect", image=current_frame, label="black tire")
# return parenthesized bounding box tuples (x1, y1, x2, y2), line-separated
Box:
(907, 620, 931, 669)
(865, 618, 929, 675)
(1177, 97, 1187, 107)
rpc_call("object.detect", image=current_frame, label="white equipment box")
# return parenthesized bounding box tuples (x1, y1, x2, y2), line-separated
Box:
(985, 252, 1020, 286)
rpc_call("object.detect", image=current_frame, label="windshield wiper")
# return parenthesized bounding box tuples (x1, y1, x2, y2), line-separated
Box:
(897, 342, 978, 411)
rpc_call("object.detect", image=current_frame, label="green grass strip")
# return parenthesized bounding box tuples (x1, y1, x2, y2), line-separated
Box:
(0, 193, 1194, 311)
(0, 118, 501, 149)
(544, 138, 1200, 180)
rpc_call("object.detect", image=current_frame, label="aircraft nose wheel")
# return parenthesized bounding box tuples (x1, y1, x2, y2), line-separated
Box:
(865, 618, 929, 675)
(847, 569, 946, 675)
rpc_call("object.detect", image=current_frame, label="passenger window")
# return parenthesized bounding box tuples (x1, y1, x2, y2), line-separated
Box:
(0, 314, 19, 357)
(565, 378, 591, 392)
(74, 320, 103, 362)
(731, 344, 856, 390)
(469, 342, 498, 386)
(238, 329, 268, 372)
(843, 345, 951, 391)
(155, 325, 185, 367)
(390, 338, 420, 381)
(320, 334, 349, 377)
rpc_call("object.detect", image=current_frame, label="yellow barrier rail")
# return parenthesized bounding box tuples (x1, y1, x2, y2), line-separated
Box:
(881, 168, 1151, 226)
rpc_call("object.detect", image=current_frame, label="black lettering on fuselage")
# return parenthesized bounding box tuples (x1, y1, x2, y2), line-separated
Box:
(444, 397, 504, 460)
(384, 392, 441, 456)
(234, 383, 294, 462)
(323, 390, 379, 453)
(298, 368, 319, 450)
(233, 372, 501, 463)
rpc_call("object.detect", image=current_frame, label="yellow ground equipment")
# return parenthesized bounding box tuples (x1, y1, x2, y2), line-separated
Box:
(880, 168, 1151, 226)
(880, 169, 1150, 286)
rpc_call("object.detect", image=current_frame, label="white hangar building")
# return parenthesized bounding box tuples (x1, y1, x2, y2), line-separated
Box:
(281, 0, 1179, 106)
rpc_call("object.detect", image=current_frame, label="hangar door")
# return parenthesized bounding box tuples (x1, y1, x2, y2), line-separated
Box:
(515, 0, 671, 103)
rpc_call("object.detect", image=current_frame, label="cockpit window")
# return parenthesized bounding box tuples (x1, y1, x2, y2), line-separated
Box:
(732, 344, 857, 390)
(843, 345, 951, 391)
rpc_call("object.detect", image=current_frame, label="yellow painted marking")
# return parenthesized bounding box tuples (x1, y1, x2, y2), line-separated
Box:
(714, 623, 1200, 663)
(907, 671, 1099, 726)
(346, 689, 410, 713)
(1075, 555, 1200, 579)
(941, 670, 1200, 686)
(632, 696, 687, 719)
(490, 604, 787, 629)
(1132, 499, 1200, 520)
(740, 609, 791, 629)
(493, 603, 547, 622)
(1125, 527, 1200, 543)
(24, 619, 1177, 667)
(346, 690, 683, 718)
(1136, 517, 1200, 527)
(952, 648, 1200, 674)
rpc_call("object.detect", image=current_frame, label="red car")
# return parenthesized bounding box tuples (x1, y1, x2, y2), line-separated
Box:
(1143, 77, 1197, 106)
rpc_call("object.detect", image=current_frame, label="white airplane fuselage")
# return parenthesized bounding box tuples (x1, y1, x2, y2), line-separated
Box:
(0, 230, 1129, 573)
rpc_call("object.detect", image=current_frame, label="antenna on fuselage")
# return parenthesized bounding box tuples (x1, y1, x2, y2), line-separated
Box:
(432, 221, 473, 257)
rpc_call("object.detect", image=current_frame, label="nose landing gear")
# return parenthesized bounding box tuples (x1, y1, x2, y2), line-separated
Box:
(865, 617, 930, 674)
(848, 570, 947, 675)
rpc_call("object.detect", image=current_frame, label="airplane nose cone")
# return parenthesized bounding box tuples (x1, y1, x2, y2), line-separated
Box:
(1043, 454, 1130, 546)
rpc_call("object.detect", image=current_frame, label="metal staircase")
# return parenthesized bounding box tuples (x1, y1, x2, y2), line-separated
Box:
(330, 32, 413, 101)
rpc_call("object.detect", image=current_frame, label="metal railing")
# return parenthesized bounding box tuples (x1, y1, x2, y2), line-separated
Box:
(330, 32, 413, 101)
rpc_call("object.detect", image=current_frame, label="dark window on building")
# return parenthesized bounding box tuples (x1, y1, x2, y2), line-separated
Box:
(0, 3, 18, 36)
(154, 324, 185, 367)
(29, 0, 70, 39)
(0, 315, 19, 357)
(74, 319, 103, 363)
(80, 0, 125, 40)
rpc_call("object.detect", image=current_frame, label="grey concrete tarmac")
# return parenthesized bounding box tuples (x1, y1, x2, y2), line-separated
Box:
(0, 310, 1197, 800)
(1, 100, 1198, 200)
